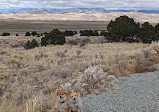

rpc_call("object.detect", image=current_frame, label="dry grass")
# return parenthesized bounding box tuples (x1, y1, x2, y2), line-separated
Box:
(1, 34, 159, 112)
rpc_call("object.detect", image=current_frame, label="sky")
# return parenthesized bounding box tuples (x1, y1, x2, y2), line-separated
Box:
(0, 0, 159, 9)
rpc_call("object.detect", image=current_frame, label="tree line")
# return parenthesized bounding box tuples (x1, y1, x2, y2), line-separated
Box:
(3, 15, 157, 50)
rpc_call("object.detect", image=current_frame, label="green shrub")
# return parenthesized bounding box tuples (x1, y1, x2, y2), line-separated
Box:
(155, 23, 159, 33)
(153, 32, 159, 41)
(25, 32, 31, 36)
(80, 30, 99, 36)
(100, 31, 108, 36)
(41, 29, 65, 46)
(107, 16, 140, 42)
(24, 39, 39, 49)
(74, 31, 78, 35)
(41, 37, 47, 47)
(37, 33, 41, 37)
(64, 30, 77, 36)
(43, 32, 47, 35)
(31, 31, 37, 36)
(1, 32, 10, 36)
(137, 22, 156, 43)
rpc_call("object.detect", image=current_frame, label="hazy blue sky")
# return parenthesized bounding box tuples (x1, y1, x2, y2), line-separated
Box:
(1, 0, 159, 9)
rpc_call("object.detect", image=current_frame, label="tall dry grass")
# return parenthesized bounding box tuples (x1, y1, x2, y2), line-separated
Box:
(1, 35, 159, 112)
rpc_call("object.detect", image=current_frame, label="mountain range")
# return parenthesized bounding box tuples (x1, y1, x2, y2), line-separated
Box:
(0, 11, 159, 22)
(1, 8, 159, 14)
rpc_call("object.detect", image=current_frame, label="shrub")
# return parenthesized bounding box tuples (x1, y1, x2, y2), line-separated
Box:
(35, 52, 48, 60)
(155, 23, 159, 32)
(64, 30, 77, 36)
(153, 32, 159, 41)
(100, 31, 107, 36)
(0, 73, 8, 81)
(76, 49, 82, 56)
(60, 67, 72, 79)
(67, 39, 79, 45)
(0, 87, 3, 96)
(107, 16, 140, 42)
(25, 32, 31, 36)
(24, 39, 39, 49)
(36, 64, 47, 72)
(41, 29, 65, 46)
(37, 33, 40, 37)
(41, 37, 47, 47)
(74, 31, 78, 35)
(82, 38, 90, 44)
(142, 49, 157, 58)
(16, 34, 19, 36)
(137, 22, 156, 43)
(80, 30, 99, 36)
(0, 50, 7, 55)
(24, 41, 31, 49)
(8, 59, 18, 67)
(134, 60, 157, 73)
(67, 38, 90, 46)
(94, 30, 99, 36)
(55, 51, 65, 59)
(31, 39, 39, 47)
(1, 32, 10, 36)
(43, 32, 47, 35)
(11, 43, 23, 48)
(107, 16, 159, 43)
(31, 31, 37, 36)
(153, 46, 159, 53)
(80, 38, 90, 47)
(61, 66, 117, 95)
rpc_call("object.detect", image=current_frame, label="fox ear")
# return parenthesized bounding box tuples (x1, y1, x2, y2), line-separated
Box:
(68, 90, 72, 95)
(56, 89, 60, 95)
(74, 88, 78, 93)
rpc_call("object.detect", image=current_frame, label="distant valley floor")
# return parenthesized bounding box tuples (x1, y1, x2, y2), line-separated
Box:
(0, 20, 108, 33)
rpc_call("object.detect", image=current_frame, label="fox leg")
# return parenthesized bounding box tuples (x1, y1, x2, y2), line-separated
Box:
(64, 107, 69, 112)
(53, 107, 57, 112)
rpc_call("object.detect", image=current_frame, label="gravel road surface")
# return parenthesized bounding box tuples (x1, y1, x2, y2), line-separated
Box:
(47, 71, 159, 112)
(82, 71, 159, 112)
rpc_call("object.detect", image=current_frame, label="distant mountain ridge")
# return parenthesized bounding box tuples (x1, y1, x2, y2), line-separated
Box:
(0, 11, 159, 22)
(29, 10, 50, 14)
(1, 8, 159, 14)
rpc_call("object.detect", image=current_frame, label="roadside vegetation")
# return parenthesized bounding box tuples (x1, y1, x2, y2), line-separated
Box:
(0, 16, 159, 112)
